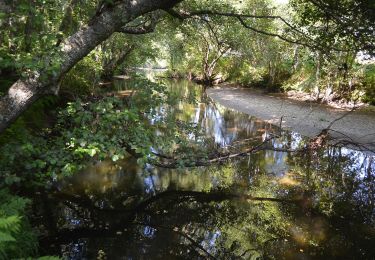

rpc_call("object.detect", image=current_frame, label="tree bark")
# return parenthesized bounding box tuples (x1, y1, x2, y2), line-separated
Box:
(101, 45, 135, 80)
(24, 3, 33, 53)
(292, 45, 300, 72)
(0, 0, 182, 133)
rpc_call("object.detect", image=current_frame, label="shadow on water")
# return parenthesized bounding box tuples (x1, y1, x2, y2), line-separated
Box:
(39, 78, 375, 259)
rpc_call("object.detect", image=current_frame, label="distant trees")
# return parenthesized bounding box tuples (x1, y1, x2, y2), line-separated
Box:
(159, 0, 294, 86)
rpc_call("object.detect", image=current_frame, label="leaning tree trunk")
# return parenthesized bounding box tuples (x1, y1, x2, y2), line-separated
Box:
(101, 45, 135, 80)
(0, 0, 182, 133)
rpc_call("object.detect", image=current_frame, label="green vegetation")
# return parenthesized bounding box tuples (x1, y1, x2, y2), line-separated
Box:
(0, 190, 37, 259)
(0, 0, 374, 258)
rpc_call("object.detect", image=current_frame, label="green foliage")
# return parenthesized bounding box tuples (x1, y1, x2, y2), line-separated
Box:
(62, 51, 103, 96)
(0, 78, 204, 184)
(0, 0, 99, 77)
(0, 0, 63, 76)
(0, 98, 146, 183)
(361, 64, 375, 105)
(290, 0, 375, 55)
(158, 0, 295, 89)
(0, 189, 38, 259)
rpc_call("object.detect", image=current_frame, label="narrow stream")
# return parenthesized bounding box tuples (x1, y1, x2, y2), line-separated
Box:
(43, 79, 375, 259)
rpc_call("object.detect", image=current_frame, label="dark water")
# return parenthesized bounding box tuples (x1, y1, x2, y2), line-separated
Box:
(43, 79, 375, 259)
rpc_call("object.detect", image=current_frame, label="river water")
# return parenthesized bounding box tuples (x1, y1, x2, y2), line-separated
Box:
(44, 79, 375, 259)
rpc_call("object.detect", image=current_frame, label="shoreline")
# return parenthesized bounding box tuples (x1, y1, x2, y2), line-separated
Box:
(207, 86, 375, 150)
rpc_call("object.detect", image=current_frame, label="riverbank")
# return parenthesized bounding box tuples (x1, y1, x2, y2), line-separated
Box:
(207, 86, 375, 150)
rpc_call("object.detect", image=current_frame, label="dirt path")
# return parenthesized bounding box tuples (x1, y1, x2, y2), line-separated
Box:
(207, 87, 375, 149)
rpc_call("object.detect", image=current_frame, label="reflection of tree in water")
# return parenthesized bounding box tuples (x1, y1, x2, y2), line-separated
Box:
(42, 188, 292, 258)
(283, 145, 375, 258)
(37, 80, 375, 259)
(39, 145, 375, 259)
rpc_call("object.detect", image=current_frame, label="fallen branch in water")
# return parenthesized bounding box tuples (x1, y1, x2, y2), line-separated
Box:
(149, 135, 298, 168)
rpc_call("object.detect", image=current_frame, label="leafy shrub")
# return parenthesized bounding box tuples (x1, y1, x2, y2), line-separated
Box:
(229, 61, 267, 86)
(0, 79, 171, 184)
(61, 52, 103, 97)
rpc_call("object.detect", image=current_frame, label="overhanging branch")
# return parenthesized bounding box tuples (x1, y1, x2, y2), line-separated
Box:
(236, 17, 314, 49)
(117, 25, 156, 34)
(165, 8, 349, 52)
(116, 12, 163, 35)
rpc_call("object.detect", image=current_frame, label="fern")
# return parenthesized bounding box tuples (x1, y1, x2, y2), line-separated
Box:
(0, 216, 21, 232)
(0, 231, 15, 243)
(0, 189, 38, 259)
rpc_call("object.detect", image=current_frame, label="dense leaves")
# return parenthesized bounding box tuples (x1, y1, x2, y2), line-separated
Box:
(0, 78, 207, 186)
(290, 0, 375, 55)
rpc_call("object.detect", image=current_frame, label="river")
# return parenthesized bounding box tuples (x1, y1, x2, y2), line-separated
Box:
(41, 79, 375, 259)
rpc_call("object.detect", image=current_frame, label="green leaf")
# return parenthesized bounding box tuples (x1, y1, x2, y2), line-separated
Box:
(0, 231, 16, 242)
(0, 216, 21, 231)
(111, 154, 120, 162)
(88, 148, 97, 157)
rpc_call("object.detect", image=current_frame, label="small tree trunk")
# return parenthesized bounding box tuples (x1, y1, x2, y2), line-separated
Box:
(101, 46, 135, 80)
(292, 45, 300, 72)
(24, 7, 33, 52)
(314, 52, 322, 100)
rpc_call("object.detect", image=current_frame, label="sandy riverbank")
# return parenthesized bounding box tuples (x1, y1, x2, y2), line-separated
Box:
(207, 87, 375, 150)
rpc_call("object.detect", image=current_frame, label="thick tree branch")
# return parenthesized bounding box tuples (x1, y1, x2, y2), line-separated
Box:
(117, 23, 157, 34)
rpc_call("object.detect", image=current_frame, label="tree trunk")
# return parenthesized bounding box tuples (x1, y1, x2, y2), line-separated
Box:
(314, 52, 322, 100)
(101, 45, 135, 80)
(292, 45, 300, 72)
(58, 0, 79, 36)
(0, 0, 182, 133)
(24, 4, 33, 53)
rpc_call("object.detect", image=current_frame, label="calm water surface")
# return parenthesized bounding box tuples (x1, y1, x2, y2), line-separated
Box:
(43, 79, 375, 259)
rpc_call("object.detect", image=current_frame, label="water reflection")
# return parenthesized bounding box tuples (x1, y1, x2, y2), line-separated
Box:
(44, 79, 375, 259)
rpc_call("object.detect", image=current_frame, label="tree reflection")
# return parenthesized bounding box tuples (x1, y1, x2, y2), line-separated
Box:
(36, 80, 375, 259)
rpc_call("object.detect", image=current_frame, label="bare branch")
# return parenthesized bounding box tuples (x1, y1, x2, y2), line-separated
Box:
(117, 13, 163, 35)
(236, 17, 318, 49)
(148, 135, 296, 168)
(117, 25, 156, 34)
(167, 8, 311, 38)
